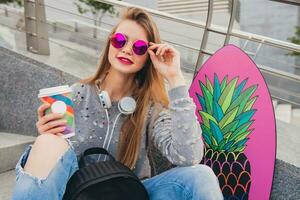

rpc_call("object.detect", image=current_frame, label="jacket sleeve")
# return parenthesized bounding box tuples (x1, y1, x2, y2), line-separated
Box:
(149, 85, 204, 166)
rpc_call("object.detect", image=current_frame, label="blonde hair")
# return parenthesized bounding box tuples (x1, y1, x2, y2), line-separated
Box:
(81, 7, 169, 169)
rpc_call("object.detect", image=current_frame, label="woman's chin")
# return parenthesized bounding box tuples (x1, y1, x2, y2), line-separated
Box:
(111, 61, 140, 74)
(112, 64, 136, 75)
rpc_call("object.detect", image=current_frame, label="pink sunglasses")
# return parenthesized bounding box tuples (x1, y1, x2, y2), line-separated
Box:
(110, 32, 149, 55)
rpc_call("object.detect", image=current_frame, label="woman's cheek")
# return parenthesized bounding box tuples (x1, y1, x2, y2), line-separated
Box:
(136, 56, 148, 69)
(108, 48, 118, 65)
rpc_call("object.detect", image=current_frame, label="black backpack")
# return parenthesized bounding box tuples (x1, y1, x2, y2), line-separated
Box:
(63, 147, 149, 200)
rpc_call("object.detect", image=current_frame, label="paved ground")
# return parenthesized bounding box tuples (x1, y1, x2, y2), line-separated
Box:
(0, 170, 15, 200)
(270, 159, 300, 200)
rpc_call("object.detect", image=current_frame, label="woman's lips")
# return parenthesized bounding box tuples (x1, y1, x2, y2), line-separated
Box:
(117, 57, 133, 65)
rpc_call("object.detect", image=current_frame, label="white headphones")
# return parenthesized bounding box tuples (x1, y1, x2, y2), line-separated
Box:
(95, 78, 136, 161)
(98, 90, 136, 114)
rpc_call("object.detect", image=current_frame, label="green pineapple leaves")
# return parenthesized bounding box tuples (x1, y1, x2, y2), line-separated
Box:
(218, 77, 238, 113)
(197, 74, 257, 153)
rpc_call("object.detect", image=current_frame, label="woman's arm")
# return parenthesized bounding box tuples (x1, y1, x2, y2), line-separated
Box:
(149, 85, 204, 166)
(147, 42, 203, 166)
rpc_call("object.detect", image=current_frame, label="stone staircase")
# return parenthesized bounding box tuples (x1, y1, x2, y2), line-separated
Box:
(0, 45, 78, 200)
(0, 11, 299, 199)
(157, 0, 230, 15)
(0, 133, 35, 174)
(0, 133, 35, 200)
(273, 100, 300, 125)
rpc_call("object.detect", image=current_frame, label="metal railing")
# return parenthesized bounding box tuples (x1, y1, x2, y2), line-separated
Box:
(1, 0, 300, 106)
(95, 0, 300, 107)
(24, 0, 50, 55)
(98, 0, 300, 53)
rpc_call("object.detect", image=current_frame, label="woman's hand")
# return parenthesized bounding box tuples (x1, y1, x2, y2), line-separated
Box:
(36, 103, 67, 135)
(148, 42, 185, 88)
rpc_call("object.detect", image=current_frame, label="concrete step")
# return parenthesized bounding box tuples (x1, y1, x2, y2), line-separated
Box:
(291, 109, 300, 126)
(273, 101, 300, 125)
(276, 120, 300, 168)
(275, 104, 292, 123)
(0, 132, 35, 173)
(157, 0, 227, 4)
(0, 169, 15, 200)
(157, 0, 229, 14)
(272, 99, 278, 109)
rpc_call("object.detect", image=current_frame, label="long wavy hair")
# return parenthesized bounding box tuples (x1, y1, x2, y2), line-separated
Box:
(81, 7, 169, 169)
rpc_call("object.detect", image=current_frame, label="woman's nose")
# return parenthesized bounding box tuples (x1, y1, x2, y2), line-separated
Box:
(121, 41, 133, 55)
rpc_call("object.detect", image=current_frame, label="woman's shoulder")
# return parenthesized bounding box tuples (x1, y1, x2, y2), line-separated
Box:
(70, 82, 96, 102)
(71, 82, 93, 93)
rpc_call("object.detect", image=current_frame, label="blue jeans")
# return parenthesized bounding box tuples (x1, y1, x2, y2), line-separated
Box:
(12, 145, 79, 200)
(143, 165, 223, 200)
(13, 146, 223, 200)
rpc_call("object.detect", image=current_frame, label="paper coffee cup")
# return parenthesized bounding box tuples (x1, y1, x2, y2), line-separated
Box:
(38, 85, 75, 138)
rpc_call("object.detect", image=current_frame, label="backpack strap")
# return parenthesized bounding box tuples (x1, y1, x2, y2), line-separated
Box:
(79, 147, 115, 168)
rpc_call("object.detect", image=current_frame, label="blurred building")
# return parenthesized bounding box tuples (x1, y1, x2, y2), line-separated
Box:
(239, 0, 300, 74)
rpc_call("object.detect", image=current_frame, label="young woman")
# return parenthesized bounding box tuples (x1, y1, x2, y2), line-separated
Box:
(13, 7, 223, 200)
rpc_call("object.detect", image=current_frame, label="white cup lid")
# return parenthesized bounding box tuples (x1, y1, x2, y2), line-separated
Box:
(38, 85, 72, 98)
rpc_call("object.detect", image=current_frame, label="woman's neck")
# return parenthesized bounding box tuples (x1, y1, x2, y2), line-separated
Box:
(100, 69, 134, 102)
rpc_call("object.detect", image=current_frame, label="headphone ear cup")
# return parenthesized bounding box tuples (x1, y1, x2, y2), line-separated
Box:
(118, 97, 136, 115)
(98, 90, 111, 109)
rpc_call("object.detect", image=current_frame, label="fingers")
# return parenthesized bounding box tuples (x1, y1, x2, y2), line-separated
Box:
(36, 103, 67, 135)
(37, 103, 51, 120)
(148, 42, 172, 66)
(159, 46, 171, 58)
(36, 108, 66, 134)
(155, 44, 168, 56)
(149, 42, 176, 57)
(37, 119, 67, 134)
(47, 126, 66, 135)
(38, 112, 65, 126)
(148, 42, 165, 54)
(148, 48, 160, 66)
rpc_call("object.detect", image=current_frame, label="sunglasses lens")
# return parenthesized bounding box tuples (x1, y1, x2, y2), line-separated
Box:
(111, 33, 126, 48)
(133, 40, 148, 55)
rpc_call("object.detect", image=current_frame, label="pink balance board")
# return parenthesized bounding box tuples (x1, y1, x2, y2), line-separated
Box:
(189, 45, 276, 200)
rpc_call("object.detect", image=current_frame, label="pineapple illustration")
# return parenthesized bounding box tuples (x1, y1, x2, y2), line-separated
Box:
(196, 74, 257, 200)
